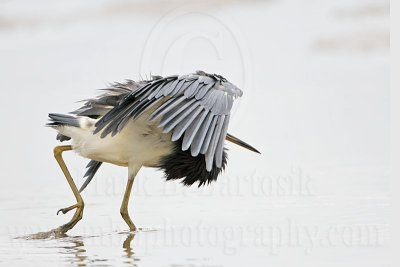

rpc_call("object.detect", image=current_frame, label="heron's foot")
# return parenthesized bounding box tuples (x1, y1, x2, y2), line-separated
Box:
(56, 203, 84, 234)
(125, 219, 137, 232)
(128, 223, 137, 232)
(120, 211, 137, 232)
(57, 204, 78, 215)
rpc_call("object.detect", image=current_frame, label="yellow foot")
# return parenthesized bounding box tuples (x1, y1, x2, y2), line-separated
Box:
(57, 204, 79, 215)
(56, 204, 84, 234)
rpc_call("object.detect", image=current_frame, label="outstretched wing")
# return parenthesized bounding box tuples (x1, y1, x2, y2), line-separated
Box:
(71, 80, 142, 118)
(94, 71, 243, 171)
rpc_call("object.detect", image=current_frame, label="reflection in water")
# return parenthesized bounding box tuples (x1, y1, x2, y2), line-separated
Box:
(61, 237, 88, 266)
(60, 234, 140, 266)
(16, 232, 141, 267)
(123, 233, 139, 266)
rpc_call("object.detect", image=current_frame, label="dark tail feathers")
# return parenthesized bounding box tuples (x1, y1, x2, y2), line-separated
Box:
(47, 113, 80, 128)
(47, 113, 80, 142)
(79, 160, 102, 192)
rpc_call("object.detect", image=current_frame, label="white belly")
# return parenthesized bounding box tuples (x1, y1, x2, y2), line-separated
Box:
(57, 114, 174, 167)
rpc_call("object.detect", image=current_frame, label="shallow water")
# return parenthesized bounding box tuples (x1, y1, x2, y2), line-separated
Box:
(0, 0, 390, 266)
(0, 189, 390, 266)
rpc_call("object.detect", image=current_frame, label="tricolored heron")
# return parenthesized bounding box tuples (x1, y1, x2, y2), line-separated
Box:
(47, 70, 260, 233)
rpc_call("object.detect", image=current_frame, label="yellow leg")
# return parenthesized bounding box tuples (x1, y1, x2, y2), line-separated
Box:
(53, 145, 84, 233)
(120, 177, 136, 231)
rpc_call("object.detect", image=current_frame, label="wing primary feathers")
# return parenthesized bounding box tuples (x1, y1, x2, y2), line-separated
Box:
(115, 98, 161, 133)
(195, 82, 215, 100)
(94, 96, 133, 133)
(212, 93, 228, 114)
(215, 115, 230, 167)
(137, 80, 164, 100)
(148, 81, 168, 99)
(116, 97, 161, 132)
(98, 100, 139, 137)
(133, 97, 163, 119)
(179, 80, 196, 95)
(182, 109, 209, 151)
(161, 100, 200, 133)
(190, 112, 214, 156)
(170, 78, 186, 95)
(95, 80, 161, 135)
(201, 90, 220, 112)
(184, 79, 200, 98)
(163, 78, 180, 96)
(157, 98, 197, 129)
(200, 115, 218, 154)
(77, 107, 112, 117)
(126, 82, 151, 99)
(205, 115, 226, 171)
(155, 80, 174, 98)
(171, 105, 204, 142)
(149, 96, 185, 122)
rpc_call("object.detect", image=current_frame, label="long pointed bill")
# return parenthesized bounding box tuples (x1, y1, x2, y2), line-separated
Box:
(226, 133, 261, 154)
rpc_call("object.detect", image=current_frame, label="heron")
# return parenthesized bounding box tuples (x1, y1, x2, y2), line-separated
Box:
(47, 70, 260, 234)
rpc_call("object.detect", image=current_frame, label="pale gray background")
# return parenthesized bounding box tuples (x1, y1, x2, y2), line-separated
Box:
(0, 0, 390, 266)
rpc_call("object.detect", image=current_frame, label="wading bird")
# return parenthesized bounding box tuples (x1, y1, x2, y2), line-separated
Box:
(47, 70, 260, 233)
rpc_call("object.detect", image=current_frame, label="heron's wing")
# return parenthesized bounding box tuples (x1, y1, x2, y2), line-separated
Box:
(94, 72, 242, 171)
(71, 80, 142, 118)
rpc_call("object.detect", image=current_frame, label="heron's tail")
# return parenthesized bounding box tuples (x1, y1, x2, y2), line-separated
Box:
(47, 113, 80, 128)
(47, 113, 82, 142)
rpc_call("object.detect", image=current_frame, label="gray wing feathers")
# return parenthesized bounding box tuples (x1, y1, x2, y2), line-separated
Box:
(162, 100, 199, 134)
(201, 90, 220, 112)
(184, 79, 200, 98)
(171, 79, 186, 95)
(72, 80, 139, 118)
(163, 79, 180, 96)
(190, 112, 214, 156)
(94, 72, 242, 170)
(148, 98, 175, 121)
(157, 98, 196, 127)
(182, 109, 209, 151)
(213, 92, 228, 114)
(195, 83, 215, 100)
(147, 81, 166, 99)
(181, 79, 196, 91)
(206, 115, 226, 171)
(150, 96, 187, 123)
(155, 81, 172, 98)
(171, 105, 204, 142)
(200, 115, 218, 154)
(215, 115, 230, 167)
(116, 98, 162, 132)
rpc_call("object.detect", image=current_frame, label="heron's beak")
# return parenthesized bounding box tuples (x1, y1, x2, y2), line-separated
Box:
(226, 133, 261, 154)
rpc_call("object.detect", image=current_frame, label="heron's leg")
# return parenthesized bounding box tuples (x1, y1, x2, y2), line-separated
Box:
(120, 177, 136, 231)
(53, 145, 84, 233)
(120, 166, 140, 232)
